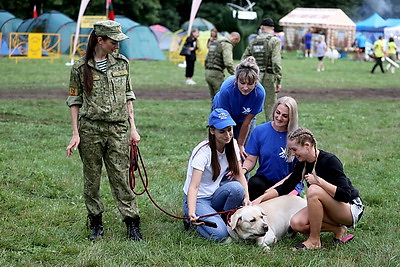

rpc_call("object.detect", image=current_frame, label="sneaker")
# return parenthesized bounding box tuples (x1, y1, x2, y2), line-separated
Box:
(186, 79, 196, 85)
(317, 69, 320, 72)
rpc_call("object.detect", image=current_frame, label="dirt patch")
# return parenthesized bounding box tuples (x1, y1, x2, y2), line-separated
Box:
(0, 88, 399, 100)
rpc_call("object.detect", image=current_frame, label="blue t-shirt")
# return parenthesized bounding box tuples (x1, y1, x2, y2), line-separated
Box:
(213, 76, 265, 123)
(246, 122, 295, 182)
(246, 121, 304, 193)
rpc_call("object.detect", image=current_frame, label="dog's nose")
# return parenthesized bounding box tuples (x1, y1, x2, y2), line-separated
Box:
(263, 225, 268, 230)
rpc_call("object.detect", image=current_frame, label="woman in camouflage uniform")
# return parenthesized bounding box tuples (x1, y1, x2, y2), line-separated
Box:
(66, 20, 142, 241)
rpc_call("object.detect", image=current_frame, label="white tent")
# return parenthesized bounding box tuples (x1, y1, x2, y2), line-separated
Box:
(384, 25, 400, 50)
(279, 8, 356, 51)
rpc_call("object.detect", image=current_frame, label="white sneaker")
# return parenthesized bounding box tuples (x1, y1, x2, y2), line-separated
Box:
(185, 79, 196, 85)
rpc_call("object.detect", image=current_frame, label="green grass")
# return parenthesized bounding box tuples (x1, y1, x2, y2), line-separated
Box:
(1, 53, 400, 91)
(0, 98, 399, 266)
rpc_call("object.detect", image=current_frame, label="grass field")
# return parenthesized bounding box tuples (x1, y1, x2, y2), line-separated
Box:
(0, 54, 400, 266)
(1, 53, 400, 91)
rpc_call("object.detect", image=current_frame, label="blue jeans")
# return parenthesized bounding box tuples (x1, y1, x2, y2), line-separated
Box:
(182, 181, 244, 241)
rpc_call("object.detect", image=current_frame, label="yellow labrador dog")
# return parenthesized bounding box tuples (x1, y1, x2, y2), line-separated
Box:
(227, 195, 307, 251)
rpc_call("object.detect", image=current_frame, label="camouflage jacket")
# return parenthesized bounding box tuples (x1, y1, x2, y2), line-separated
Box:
(205, 37, 235, 75)
(242, 32, 282, 85)
(66, 53, 135, 122)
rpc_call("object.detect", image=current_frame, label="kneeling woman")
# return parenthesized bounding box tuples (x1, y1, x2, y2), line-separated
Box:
(183, 108, 250, 241)
(252, 127, 364, 250)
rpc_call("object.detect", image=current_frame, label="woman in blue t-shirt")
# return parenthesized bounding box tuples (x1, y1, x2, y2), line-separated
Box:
(242, 96, 303, 200)
(212, 56, 265, 160)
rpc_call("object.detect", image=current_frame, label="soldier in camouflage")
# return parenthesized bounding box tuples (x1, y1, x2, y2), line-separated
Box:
(66, 20, 143, 241)
(205, 32, 241, 99)
(242, 18, 282, 121)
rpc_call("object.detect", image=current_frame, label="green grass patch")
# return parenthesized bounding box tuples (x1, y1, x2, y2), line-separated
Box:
(1, 53, 400, 91)
(0, 98, 399, 266)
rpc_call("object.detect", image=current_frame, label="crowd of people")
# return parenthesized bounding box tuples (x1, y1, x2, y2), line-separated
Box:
(65, 18, 364, 251)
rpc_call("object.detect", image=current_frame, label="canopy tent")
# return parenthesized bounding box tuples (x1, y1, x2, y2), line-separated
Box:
(116, 16, 166, 60)
(279, 8, 356, 51)
(384, 25, 400, 49)
(149, 24, 173, 50)
(181, 17, 215, 31)
(356, 13, 386, 32)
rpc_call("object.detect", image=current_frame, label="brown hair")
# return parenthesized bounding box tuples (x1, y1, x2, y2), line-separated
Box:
(286, 127, 318, 161)
(83, 32, 109, 96)
(235, 56, 259, 85)
(208, 127, 239, 181)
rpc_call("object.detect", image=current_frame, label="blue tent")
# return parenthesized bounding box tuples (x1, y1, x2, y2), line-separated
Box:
(356, 13, 386, 32)
(116, 16, 165, 60)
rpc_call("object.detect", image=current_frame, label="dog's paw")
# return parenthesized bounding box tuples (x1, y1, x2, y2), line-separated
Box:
(225, 237, 234, 244)
(262, 245, 271, 252)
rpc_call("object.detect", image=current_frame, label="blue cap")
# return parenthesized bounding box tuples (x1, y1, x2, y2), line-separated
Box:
(207, 108, 236, 129)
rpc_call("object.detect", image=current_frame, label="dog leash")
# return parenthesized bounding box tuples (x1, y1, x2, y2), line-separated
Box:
(129, 143, 238, 227)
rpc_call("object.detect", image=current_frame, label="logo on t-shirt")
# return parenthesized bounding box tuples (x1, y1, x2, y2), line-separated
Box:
(279, 147, 287, 159)
(242, 107, 251, 115)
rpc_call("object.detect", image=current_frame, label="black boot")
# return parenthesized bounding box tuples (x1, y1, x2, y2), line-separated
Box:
(88, 214, 104, 240)
(124, 216, 143, 241)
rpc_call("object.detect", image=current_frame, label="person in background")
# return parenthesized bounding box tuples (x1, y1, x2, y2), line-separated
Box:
(242, 18, 282, 121)
(184, 28, 200, 85)
(212, 56, 265, 160)
(207, 28, 218, 49)
(316, 36, 327, 72)
(386, 37, 397, 73)
(242, 96, 304, 200)
(304, 29, 313, 57)
(66, 20, 143, 241)
(182, 108, 250, 241)
(356, 34, 366, 62)
(205, 31, 241, 99)
(371, 36, 385, 74)
(253, 127, 364, 251)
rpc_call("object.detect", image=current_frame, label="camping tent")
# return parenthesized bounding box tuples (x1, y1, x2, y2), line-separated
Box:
(116, 16, 166, 60)
(181, 18, 215, 31)
(0, 10, 22, 51)
(149, 24, 172, 50)
(279, 8, 356, 51)
(15, 11, 77, 54)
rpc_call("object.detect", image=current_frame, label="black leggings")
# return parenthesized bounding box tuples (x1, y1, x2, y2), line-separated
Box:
(185, 59, 195, 78)
(248, 174, 276, 201)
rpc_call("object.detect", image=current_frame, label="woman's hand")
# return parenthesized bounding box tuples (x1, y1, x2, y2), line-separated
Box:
(243, 197, 251, 206)
(66, 134, 80, 157)
(239, 144, 248, 160)
(189, 213, 203, 226)
(304, 173, 321, 185)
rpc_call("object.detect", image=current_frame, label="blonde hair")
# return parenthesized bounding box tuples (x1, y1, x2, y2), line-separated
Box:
(271, 96, 298, 133)
(235, 56, 260, 84)
(286, 127, 318, 162)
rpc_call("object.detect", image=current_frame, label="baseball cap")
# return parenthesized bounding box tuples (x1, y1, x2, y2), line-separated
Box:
(93, 20, 128, 41)
(260, 18, 274, 27)
(207, 108, 236, 129)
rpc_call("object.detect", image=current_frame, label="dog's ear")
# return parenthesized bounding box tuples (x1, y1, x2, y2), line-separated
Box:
(229, 214, 242, 230)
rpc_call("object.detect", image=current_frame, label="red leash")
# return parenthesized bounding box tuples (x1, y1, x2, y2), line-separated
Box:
(129, 143, 238, 222)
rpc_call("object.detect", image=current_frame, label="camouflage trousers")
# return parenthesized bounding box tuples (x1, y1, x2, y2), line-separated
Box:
(78, 117, 139, 219)
(205, 69, 225, 99)
(260, 72, 277, 121)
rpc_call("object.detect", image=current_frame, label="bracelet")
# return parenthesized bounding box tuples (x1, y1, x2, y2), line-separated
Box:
(242, 167, 248, 173)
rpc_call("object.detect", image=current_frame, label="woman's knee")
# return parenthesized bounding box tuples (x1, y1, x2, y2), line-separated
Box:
(306, 184, 325, 199)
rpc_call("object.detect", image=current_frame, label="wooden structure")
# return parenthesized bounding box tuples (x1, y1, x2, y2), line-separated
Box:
(279, 8, 356, 51)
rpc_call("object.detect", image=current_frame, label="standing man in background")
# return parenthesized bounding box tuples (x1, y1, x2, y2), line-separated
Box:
(242, 18, 282, 121)
(205, 32, 241, 99)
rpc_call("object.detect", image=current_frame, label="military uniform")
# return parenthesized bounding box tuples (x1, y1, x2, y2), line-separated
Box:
(242, 32, 282, 120)
(205, 36, 235, 98)
(67, 52, 139, 219)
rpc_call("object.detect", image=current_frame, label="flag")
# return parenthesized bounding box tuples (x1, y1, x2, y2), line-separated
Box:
(33, 5, 38, 18)
(107, 0, 115, 21)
